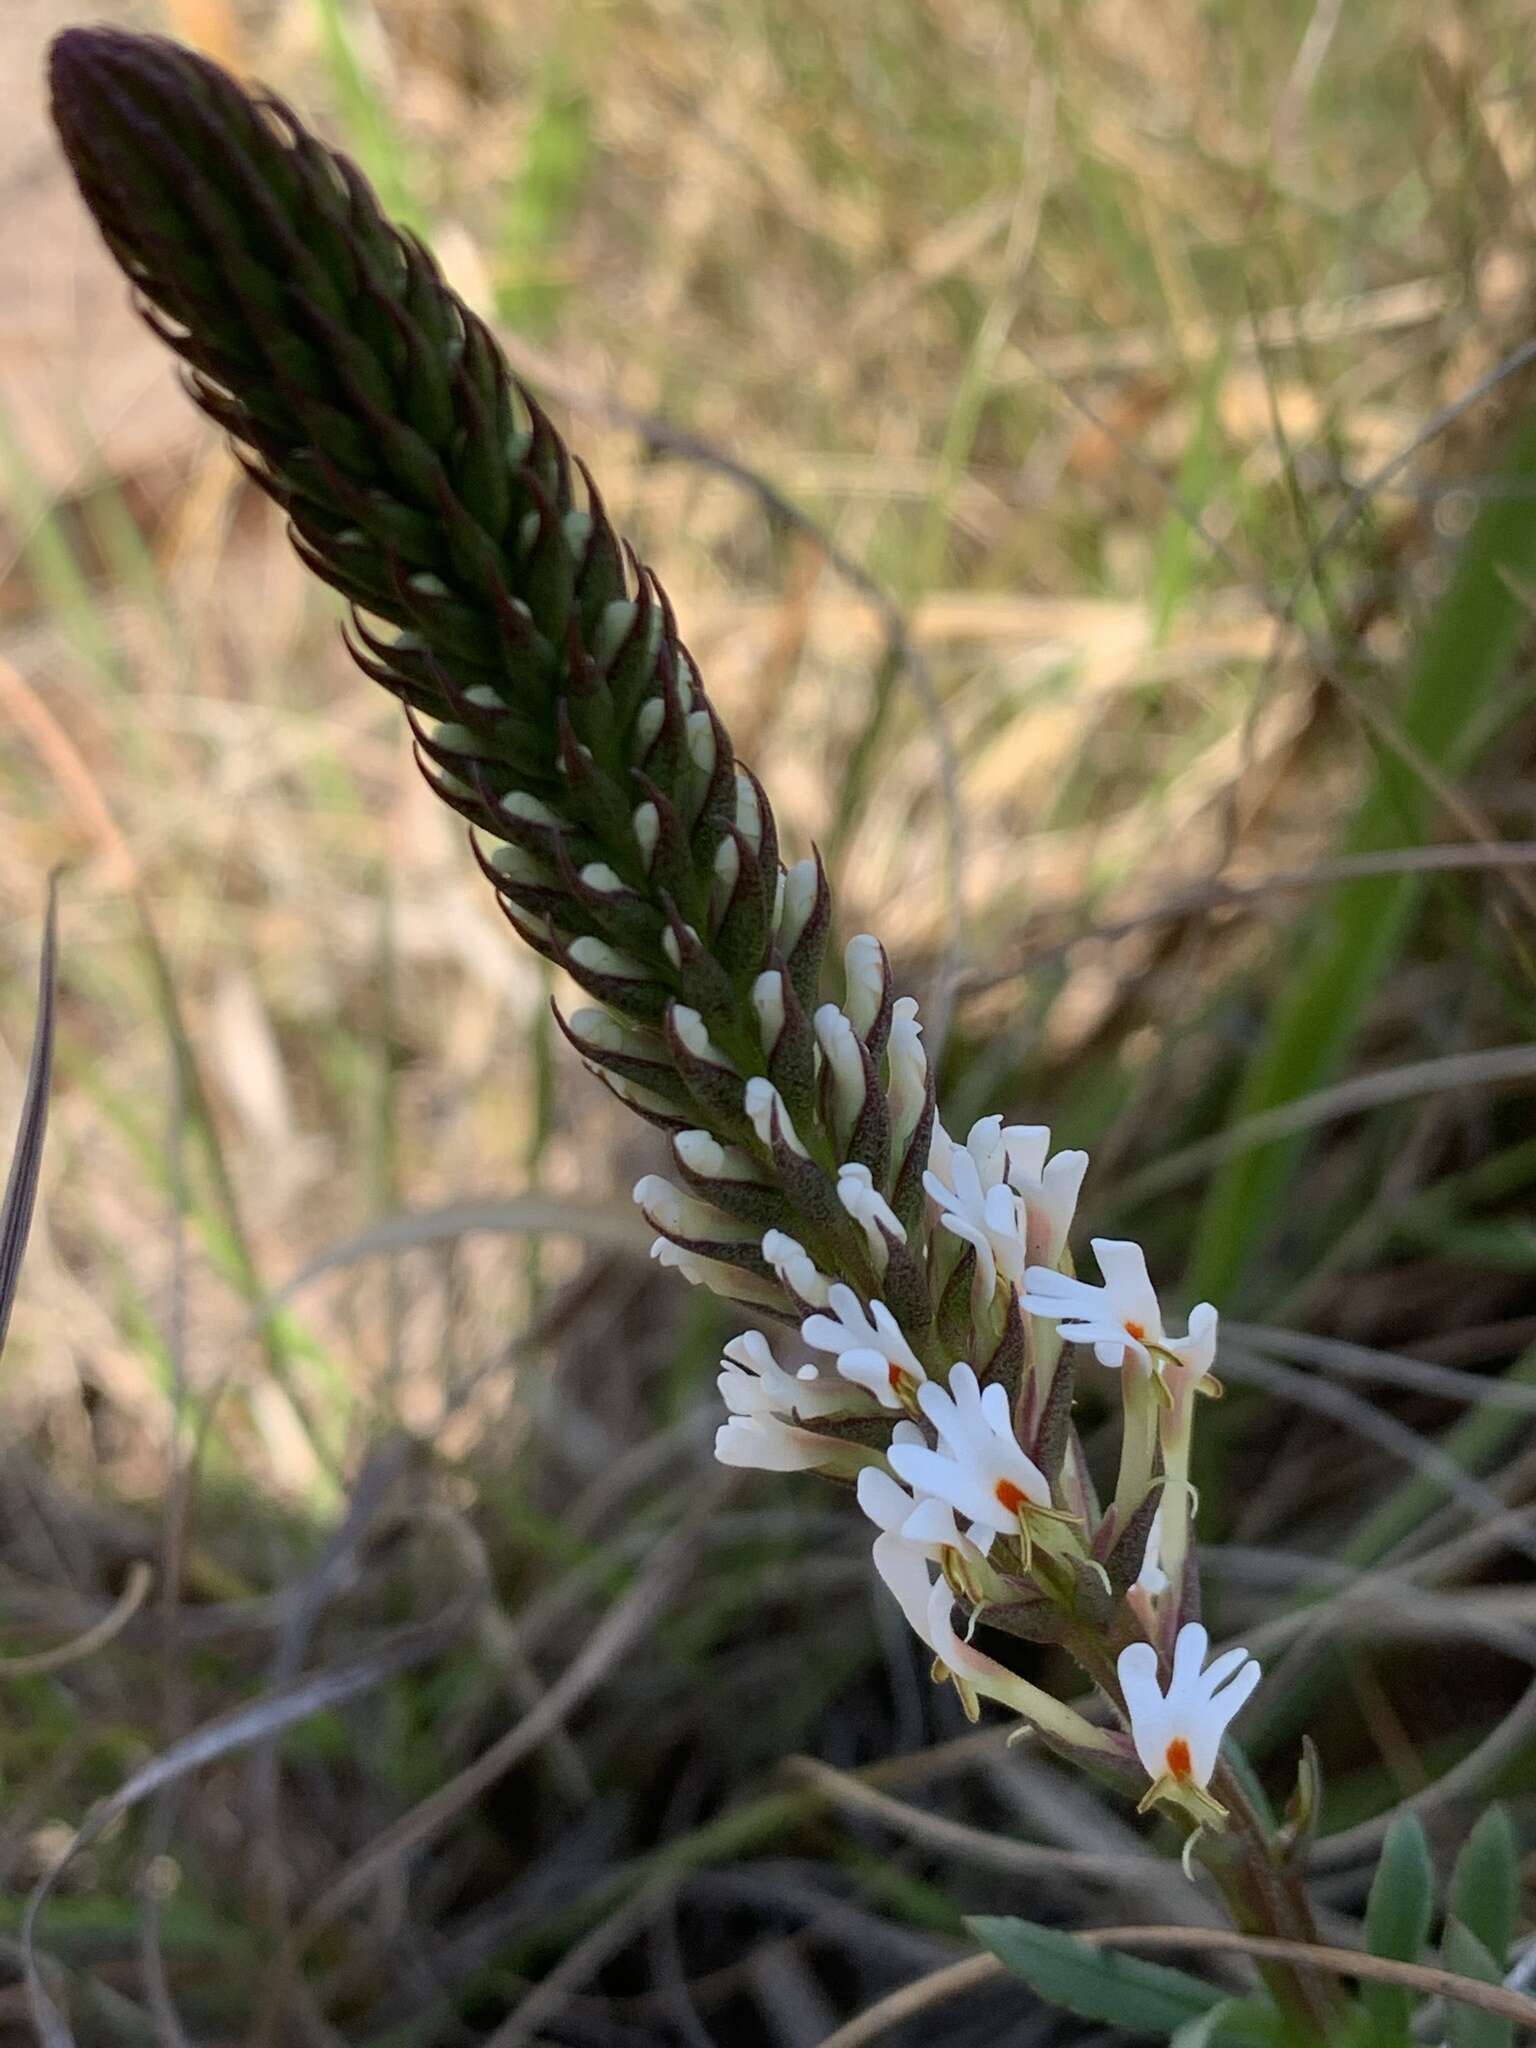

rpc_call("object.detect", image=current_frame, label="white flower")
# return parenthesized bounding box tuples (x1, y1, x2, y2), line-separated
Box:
(1021, 1238, 1218, 1379)
(857, 1464, 1031, 1721)
(761, 1229, 832, 1308)
(925, 1116, 1088, 1295)
(634, 1174, 754, 1245)
(837, 1163, 906, 1269)
(887, 1362, 1056, 1557)
(802, 1284, 924, 1411)
(714, 1331, 867, 1473)
(1117, 1622, 1261, 1826)
(715, 1414, 830, 1471)
(650, 1237, 780, 1307)
(717, 1330, 850, 1421)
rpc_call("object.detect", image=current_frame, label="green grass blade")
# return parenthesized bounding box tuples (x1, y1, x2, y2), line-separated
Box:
(1189, 402, 1536, 1304)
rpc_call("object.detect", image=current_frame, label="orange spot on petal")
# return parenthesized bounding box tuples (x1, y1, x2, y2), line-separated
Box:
(1125, 1321, 1146, 1341)
(888, 1363, 905, 1390)
(1166, 1737, 1192, 1780)
(995, 1479, 1030, 1515)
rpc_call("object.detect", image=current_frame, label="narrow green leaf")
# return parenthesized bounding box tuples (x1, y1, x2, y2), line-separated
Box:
(1363, 1814, 1435, 2038)
(968, 1917, 1270, 2041)
(1189, 401, 1536, 1304)
(1443, 1922, 1513, 2048)
(1450, 1808, 1519, 1972)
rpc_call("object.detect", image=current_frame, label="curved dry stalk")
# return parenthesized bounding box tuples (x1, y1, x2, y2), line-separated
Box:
(0, 1559, 151, 1677)
(967, 841, 1536, 986)
(1115, 1043, 1536, 1206)
(820, 1922, 1536, 2048)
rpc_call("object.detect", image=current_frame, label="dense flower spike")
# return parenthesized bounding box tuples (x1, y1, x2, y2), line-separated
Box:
(55, 32, 1315, 1934)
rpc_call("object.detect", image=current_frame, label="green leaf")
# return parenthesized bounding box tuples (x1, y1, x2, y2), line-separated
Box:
(1443, 1921, 1513, 2048)
(1170, 1997, 1287, 2048)
(1189, 399, 1536, 1304)
(968, 1917, 1272, 2041)
(1449, 1807, 1519, 1970)
(1363, 1814, 1435, 2039)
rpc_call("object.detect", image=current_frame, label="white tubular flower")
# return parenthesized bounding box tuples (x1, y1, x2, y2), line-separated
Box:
(837, 1163, 906, 1270)
(1135, 1505, 1169, 1596)
(926, 1116, 1088, 1294)
(886, 996, 927, 1157)
(1022, 1238, 1218, 1380)
(888, 1363, 1062, 1560)
(762, 1230, 832, 1309)
(999, 1130, 1089, 1270)
(843, 935, 887, 1038)
(802, 1283, 924, 1412)
(744, 1077, 809, 1158)
(715, 1414, 833, 1471)
(674, 1130, 761, 1184)
(718, 1330, 850, 1421)
(1117, 1623, 1261, 1835)
(650, 1237, 780, 1306)
(923, 1116, 1024, 1295)
(859, 1460, 987, 1607)
(815, 1005, 868, 1128)
(634, 1175, 755, 1244)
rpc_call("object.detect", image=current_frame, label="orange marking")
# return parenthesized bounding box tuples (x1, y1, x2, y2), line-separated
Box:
(995, 1479, 1029, 1515)
(1166, 1737, 1192, 1780)
(889, 1363, 905, 1390)
(1125, 1320, 1146, 1341)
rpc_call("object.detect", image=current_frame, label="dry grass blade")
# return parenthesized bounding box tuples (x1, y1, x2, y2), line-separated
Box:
(814, 1952, 1002, 2048)
(0, 874, 58, 1362)
(1115, 1045, 1536, 1208)
(22, 1610, 474, 2048)
(968, 843, 1536, 985)
(254, 1484, 726, 2042)
(781, 1757, 1223, 1923)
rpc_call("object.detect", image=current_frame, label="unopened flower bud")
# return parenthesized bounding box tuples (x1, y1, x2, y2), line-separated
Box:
(815, 1005, 867, 1130)
(734, 772, 763, 851)
(745, 1077, 809, 1158)
(887, 996, 927, 1155)
(762, 1229, 832, 1307)
(676, 1129, 761, 1183)
(569, 936, 650, 981)
(843, 935, 886, 1039)
(579, 862, 626, 894)
(778, 858, 820, 953)
(837, 1162, 906, 1268)
(634, 1174, 754, 1244)
(752, 971, 786, 1055)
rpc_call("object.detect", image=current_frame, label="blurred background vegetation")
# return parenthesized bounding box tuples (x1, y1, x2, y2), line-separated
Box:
(4, 0, 1536, 2039)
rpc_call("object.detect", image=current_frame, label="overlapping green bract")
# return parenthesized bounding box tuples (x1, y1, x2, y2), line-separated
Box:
(50, 27, 932, 1325)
